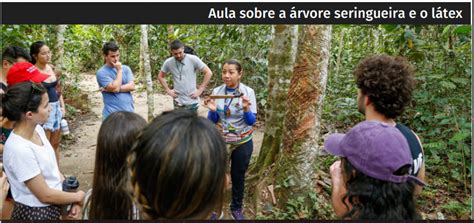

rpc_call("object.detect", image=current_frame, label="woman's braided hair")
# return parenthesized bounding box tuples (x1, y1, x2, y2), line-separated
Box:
(128, 131, 157, 220)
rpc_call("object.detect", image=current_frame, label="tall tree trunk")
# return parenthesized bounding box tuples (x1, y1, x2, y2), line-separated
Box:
(372, 25, 380, 52)
(334, 28, 345, 85)
(167, 25, 175, 44)
(54, 25, 66, 72)
(250, 25, 298, 176)
(274, 25, 332, 204)
(140, 25, 155, 121)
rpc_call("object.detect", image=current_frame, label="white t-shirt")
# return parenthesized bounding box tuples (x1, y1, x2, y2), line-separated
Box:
(4, 125, 62, 207)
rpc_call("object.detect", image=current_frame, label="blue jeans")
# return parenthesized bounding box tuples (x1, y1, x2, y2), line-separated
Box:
(43, 101, 62, 131)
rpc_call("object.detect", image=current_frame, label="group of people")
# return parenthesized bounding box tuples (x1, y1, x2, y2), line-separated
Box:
(96, 40, 255, 220)
(1, 43, 69, 220)
(0, 37, 426, 220)
(1, 39, 257, 220)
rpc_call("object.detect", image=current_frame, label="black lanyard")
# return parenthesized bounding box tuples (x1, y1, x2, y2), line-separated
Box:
(224, 85, 240, 118)
(175, 59, 184, 81)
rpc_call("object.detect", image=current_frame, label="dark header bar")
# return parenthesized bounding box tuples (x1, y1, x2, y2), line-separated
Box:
(2, 2, 470, 24)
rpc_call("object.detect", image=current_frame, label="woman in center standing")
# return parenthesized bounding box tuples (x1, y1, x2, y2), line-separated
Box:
(204, 59, 257, 220)
(30, 41, 66, 165)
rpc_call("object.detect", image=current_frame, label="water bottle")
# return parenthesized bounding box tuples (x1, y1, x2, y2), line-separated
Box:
(61, 176, 79, 215)
(61, 119, 70, 135)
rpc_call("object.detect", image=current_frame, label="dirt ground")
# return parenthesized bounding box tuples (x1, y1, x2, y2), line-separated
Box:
(58, 73, 264, 194)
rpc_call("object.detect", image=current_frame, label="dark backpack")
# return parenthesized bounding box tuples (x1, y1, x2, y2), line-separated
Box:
(184, 46, 196, 56)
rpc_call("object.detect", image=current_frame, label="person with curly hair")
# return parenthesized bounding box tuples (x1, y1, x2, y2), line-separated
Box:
(354, 55, 425, 195)
(325, 121, 425, 220)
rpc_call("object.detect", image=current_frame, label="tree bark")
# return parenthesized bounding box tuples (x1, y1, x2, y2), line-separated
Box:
(334, 28, 345, 85)
(250, 25, 298, 176)
(167, 25, 175, 44)
(140, 25, 155, 121)
(54, 25, 66, 72)
(274, 25, 332, 204)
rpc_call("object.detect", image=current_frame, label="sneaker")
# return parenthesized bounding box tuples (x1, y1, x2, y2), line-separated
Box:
(231, 209, 245, 220)
(210, 211, 224, 220)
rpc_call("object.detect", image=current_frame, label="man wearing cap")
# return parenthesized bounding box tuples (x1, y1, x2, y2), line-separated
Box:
(324, 121, 425, 219)
(352, 55, 425, 195)
(1, 46, 32, 94)
(157, 40, 212, 112)
(96, 41, 135, 119)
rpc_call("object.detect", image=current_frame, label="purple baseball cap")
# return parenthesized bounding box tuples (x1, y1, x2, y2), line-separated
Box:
(324, 120, 425, 186)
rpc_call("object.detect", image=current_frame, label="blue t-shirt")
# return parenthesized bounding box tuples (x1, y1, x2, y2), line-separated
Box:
(96, 65, 134, 118)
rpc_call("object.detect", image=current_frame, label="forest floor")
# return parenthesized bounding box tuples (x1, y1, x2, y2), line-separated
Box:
(58, 73, 264, 219)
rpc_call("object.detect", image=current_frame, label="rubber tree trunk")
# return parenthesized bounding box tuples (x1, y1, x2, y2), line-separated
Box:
(251, 25, 298, 175)
(274, 25, 332, 204)
(140, 24, 155, 121)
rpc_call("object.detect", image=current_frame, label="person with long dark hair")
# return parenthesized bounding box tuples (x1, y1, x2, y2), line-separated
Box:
(129, 110, 227, 219)
(203, 59, 257, 220)
(30, 41, 66, 165)
(82, 111, 146, 219)
(325, 121, 425, 220)
(2, 81, 84, 220)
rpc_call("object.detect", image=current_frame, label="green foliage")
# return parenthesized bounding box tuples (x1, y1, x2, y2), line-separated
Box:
(1, 25, 56, 50)
(258, 191, 334, 220)
(441, 199, 471, 219)
(322, 24, 471, 219)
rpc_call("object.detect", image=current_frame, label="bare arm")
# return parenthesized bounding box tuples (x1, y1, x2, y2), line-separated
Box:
(0, 172, 9, 208)
(198, 65, 212, 91)
(190, 65, 212, 99)
(25, 174, 84, 205)
(158, 70, 177, 97)
(415, 162, 426, 196)
(103, 62, 123, 93)
(158, 70, 170, 92)
(119, 81, 135, 92)
(59, 95, 66, 117)
(413, 131, 426, 196)
(330, 161, 350, 218)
